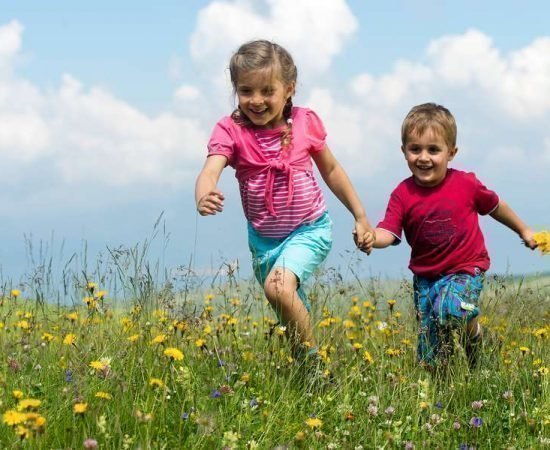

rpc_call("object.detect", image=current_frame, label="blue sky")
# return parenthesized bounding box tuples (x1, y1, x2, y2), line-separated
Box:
(0, 1, 548, 286)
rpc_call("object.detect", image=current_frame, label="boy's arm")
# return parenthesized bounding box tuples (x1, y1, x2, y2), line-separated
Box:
(312, 145, 374, 253)
(195, 155, 228, 216)
(489, 200, 537, 249)
(373, 228, 398, 249)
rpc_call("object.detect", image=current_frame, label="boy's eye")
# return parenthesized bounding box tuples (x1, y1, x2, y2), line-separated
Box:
(428, 146, 441, 154)
(408, 146, 420, 153)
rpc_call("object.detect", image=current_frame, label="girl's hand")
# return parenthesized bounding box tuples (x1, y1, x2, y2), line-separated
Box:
(353, 218, 375, 255)
(197, 190, 225, 216)
(520, 228, 537, 249)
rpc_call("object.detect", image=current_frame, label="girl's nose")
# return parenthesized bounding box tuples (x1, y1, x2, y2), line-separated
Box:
(251, 92, 263, 105)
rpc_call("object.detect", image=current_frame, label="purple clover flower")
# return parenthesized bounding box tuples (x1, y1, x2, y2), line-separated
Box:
(210, 389, 222, 398)
(469, 416, 483, 428)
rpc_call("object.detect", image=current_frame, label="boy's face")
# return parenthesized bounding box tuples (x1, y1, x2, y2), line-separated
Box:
(402, 126, 457, 188)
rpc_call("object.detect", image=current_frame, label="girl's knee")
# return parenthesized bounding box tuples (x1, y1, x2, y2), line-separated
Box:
(263, 268, 298, 303)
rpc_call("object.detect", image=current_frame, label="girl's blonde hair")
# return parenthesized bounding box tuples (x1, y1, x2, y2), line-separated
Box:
(229, 40, 297, 148)
(401, 103, 457, 149)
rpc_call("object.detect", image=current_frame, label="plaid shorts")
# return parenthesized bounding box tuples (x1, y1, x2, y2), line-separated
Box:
(413, 271, 484, 365)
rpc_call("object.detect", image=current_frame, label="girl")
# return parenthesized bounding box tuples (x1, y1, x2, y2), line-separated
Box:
(195, 40, 374, 360)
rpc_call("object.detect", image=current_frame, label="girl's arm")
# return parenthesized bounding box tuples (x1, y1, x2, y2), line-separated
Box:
(195, 155, 228, 216)
(489, 200, 537, 249)
(373, 228, 397, 249)
(312, 145, 374, 253)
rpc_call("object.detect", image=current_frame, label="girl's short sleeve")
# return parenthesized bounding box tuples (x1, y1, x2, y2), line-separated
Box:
(305, 109, 327, 153)
(471, 173, 499, 215)
(207, 118, 236, 166)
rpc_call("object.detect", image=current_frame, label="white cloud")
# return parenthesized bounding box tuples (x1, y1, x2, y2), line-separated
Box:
(174, 84, 201, 101)
(0, 23, 209, 194)
(190, 0, 357, 86)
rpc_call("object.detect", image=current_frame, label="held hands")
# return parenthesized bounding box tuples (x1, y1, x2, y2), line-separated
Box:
(352, 218, 376, 255)
(196, 190, 225, 216)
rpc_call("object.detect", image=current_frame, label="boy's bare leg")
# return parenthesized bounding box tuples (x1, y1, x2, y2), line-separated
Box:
(263, 267, 315, 356)
(465, 316, 482, 368)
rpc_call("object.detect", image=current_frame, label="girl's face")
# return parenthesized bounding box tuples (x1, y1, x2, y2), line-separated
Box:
(235, 69, 295, 129)
(402, 126, 457, 187)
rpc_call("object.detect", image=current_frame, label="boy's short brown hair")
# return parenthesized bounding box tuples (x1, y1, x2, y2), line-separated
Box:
(401, 103, 457, 149)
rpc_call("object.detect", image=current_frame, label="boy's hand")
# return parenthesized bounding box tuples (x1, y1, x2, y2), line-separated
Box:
(353, 218, 375, 255)
(197, 190, 225, 216)
(520, 228, 538, 249)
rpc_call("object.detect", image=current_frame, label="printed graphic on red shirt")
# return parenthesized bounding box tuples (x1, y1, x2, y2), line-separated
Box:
(417, 202, 457, 247)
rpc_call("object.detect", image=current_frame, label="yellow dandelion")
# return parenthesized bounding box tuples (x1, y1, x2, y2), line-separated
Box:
(41, 332, 55, 342)
(73, 402, 88, 414)
(66, 312, 79, 322)
(63, 333, 77, 346)
(17, 399, 41, 411)
(150, 334, 167, 345)
(96, 290, 107, 299)
(12, 390, 24, 399)
(127, 334, 140, 342)
(363, 350, 374, 363)
(230, 297, 240, 306)
(519, 346, 530, 355)
(533, 230, 550, 254)
(352, 342, 363, 351)
(86, 282, 97, 292)
(348, 305, 362, 318)
(95, 391, 112, 400)
(305, 417, 323, 429)
(15, 425, 31, 439)
(89, 358, 110, 371)
(343, 319, 356, 329)
(163, 347, 184, 361)
(419, 401, 430, 410)
(10, 289, 21, 298)
(16, 320, 30, 330)
(2, 410, 27, 426)
(149, 378, 165, 388)
(194, 338, 207, 348)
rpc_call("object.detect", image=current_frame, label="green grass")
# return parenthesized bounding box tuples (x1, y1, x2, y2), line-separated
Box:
(0, 269, 548, 449)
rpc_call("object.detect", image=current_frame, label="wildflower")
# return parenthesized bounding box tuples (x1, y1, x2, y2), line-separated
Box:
(385, 406, 395, 416)
(195, 338, 207, 348)
(10, 289, 21, 298)
(452, 421, 461, 430)
(2, 410, 27, 426)
(295, 431, 306, 441)
(502, 390, 513, 401)
(471, 400, 484, 410)
(63, 333, 77, 346)
(127, 334, 140, 343)
(89, 358, 111, 373)
(469, 416, 483, 428)
(222, 430, 240, 447)
(519, 346, 530, 355)
(419, 401, 429, 410)
(219, 385, 234, 395)
(387, 299, 396, 311)
(12, 390, 24, 399)
(149, 378, 165, 388)
(73, 403, 88, 414)
(163, 347, 184, 361)
(367, 396, 379, 405)
(150, 334, 167, 345)
(41, 332, 55, 342)
(66, 312, 79, 322)
(65, 369, 73, 383)
(352, 342, 363, 351)
(534, 328, 547, 338)
(363, 351, 374, 363)
(240, 373, 251, 383)
(533, 230, 550, 254)
(17, 399, 41, 411)
(305, 417, 323, 429)
(210, 389, 222, 398)
(95, 391, 112, 400)
(367, 404, 378, 416)
(182, 412, 189, 420)
(404, 442, 415, 450)
(83, 438, 99, 450)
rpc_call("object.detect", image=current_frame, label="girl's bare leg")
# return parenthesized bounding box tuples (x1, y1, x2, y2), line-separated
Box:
(263, 267, 315, 356)
(465, 316, 482, 368)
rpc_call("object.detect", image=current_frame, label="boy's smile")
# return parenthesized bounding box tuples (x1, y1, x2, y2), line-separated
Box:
(402, 126, 457, 187)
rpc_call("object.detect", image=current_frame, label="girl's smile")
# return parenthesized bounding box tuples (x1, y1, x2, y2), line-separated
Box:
(236, 69, 294, 129)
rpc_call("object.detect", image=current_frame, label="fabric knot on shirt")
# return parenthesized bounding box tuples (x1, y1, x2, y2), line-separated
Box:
(270, 160, 290, 171)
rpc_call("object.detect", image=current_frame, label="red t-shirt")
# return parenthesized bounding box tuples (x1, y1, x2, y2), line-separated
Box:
(377, 169, 499, 279)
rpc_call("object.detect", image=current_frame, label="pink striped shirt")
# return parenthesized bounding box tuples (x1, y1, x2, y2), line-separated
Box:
(207, 107, 327, 238)
(240, 128, 326, 237)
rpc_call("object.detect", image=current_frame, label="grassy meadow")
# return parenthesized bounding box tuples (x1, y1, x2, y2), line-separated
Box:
(0, 242, 548, 449)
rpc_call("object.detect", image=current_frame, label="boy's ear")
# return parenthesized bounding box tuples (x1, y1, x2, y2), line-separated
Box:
(449, 146, 458, 160)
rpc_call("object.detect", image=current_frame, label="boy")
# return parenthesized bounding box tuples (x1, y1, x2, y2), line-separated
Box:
(371, 103, 537, 369)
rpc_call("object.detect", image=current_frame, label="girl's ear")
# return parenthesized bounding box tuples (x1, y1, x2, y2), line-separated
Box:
(285, 81, 296, 98)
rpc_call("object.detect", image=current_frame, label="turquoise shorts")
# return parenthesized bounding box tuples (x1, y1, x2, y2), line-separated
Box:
(413, 271, 484, 366)
(247, 212, 333, 312)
